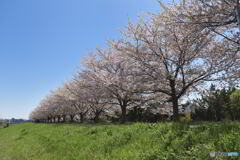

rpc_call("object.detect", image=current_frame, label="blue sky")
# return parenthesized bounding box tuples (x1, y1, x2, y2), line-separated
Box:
(0, 0, 162, 119)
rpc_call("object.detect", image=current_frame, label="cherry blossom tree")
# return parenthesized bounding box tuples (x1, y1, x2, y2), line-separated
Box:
(69, 73, 108, 123)
(30, 94, 57, 123)
(83, 49, 148, 122)
(52, 86, 77, 122)
(112, 9, 240, 120)
(65, 81, 89, 123)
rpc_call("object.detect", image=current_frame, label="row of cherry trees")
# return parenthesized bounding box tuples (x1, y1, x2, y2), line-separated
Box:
(30, 0, 240, 122)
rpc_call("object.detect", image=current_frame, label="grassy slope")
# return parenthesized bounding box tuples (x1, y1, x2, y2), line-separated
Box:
(0, 122, 240, 160)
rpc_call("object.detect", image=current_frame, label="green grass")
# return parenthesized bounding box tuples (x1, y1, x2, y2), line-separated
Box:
(0, 122, 240, 160)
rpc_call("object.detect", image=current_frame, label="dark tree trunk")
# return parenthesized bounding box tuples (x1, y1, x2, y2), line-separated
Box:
(170, 80, 179, 121)
(79, 113, 84, 123)
(70, 115, 74, 122)
(172, 97, 179, 121)
(93, 112, 100, 123)
(62, 115, 66, 123)
(57, 115, 61, 123)
(48, 117, 51, 123)
(121, 105, 127, 123)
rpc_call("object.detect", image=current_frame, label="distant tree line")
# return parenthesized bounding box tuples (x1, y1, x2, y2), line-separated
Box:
(30, 0, 240, 123)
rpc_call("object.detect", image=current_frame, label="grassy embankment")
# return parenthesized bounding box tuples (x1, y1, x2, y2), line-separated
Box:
(0, 122, 240, 160)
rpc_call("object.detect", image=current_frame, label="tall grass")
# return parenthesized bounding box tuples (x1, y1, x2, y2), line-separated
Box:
(0, 122, 240, 160)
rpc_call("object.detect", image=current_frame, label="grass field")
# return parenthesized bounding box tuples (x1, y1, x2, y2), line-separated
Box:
(0, 122, 240, 160)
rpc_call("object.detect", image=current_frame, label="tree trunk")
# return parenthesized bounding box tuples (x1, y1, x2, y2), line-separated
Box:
(57, 115, 61, 123)
(62, 115, 66, 123)
(170, 80, 179, 121)
(48, 117, 51, 123)
(121, 105, 127, 123)
(172, 97, 179, 121)
(79, 113, 84, 123)
(70, 115, 74, 122)
(93, 112, 100, 123)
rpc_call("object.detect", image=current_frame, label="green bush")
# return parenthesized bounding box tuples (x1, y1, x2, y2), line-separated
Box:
(0, 122, 9, 128)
